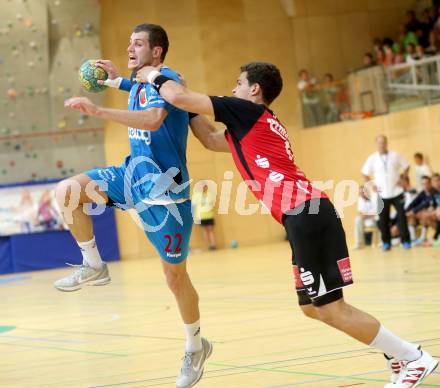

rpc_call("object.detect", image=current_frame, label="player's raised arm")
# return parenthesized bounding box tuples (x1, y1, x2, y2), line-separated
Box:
(136, 66, 215, 116)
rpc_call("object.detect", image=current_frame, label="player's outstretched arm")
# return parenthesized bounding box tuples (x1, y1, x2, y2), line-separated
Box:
(189, 115, 230, 153)
(136, 67, 215, 116)
(64, 97, 167, 131)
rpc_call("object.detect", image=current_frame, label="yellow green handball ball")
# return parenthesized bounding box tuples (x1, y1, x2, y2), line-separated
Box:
(78, 60, 108, 93)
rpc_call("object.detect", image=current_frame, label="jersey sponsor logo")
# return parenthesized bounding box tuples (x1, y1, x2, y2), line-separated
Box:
(337, 257, 353, 283)
(299, 267, 315, 286)
(267, 118, 294, 161)
(128, 127, 151, 145)
(255, 155, 270, 168)
(269, 171, 284, 183)
(139, 88, 148, 107)
(267, 118, 288, 140)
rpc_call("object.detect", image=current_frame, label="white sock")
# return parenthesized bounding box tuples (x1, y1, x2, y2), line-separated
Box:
(370, 325, 421, 361)
(78, 237, 103, 270)
(409, 225, 416, 240)
(184, 320, 202, 352)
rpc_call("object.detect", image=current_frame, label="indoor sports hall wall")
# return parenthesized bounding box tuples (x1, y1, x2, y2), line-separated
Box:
(298, 104, 440, 243)
(100, 0, 423, 258)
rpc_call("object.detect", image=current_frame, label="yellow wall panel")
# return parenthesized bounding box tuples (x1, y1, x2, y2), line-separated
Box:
(336, 0, 369, 13)
(368, 10, 400, 42)
(368, 0, 401, 11)
(307, 16, 344, 78)
(291, 17, 312, 74)
(197, 0, 245, 24)
(305, 0, 338, 16)
(242, 0, 288, 21)
(337, 12, 372, 72)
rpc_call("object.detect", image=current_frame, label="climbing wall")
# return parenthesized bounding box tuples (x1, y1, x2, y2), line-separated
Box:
(0, 0, 105, 183)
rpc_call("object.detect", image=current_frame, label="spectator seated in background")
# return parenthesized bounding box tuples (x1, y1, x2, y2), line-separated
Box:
(425, 173, 440, 244)
(321, 73, 339, 123)
(392, 43, 405, 64)
(383, 43, 395, 66)
(389, 175, 418, 246)
(414, 152, 432, 191)
(353, 185, 378, 250)
(405, 10, 421, 33)
(372, 38, 384, 65)
(363, 52, 376, 68)
(400, 175, 418, 208)
(297, 69, 323, 127)
(406, 175, 437, 246)
(405, 42, 416, 62)
(399, 24, 418, 52)
(426, 29, 439, 55)
(414, 44, 427, 60)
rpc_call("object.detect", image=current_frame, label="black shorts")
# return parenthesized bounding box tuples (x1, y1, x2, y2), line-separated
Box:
(283, 198, 353, 307)
(200, 218, 215, 226)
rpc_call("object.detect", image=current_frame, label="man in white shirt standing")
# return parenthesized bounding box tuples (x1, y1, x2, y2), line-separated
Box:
(362, 135, 411, 251)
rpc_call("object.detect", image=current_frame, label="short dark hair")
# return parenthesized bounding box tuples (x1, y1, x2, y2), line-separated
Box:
(414, 152, 423, 159)
(432, 172, 440, 179)
(240, 62, 283, 105)
(133, 23, 169, 61)
(422, 175, 431, 181)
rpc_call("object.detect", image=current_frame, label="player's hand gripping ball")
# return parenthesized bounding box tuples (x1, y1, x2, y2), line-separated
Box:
(78, 60, 108, 93)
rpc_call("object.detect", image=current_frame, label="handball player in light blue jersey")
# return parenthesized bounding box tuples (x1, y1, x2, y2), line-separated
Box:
(56, 24, 211, 388)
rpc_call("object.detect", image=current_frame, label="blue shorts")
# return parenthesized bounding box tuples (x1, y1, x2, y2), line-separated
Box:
(86, 166, 193, 264)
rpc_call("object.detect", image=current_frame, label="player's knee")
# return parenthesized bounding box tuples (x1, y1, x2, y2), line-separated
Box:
(315, 299, 349, 327)
(55, 179, 80, 210)
(300, 304, 318, 320)
(163, 266, 186, 295)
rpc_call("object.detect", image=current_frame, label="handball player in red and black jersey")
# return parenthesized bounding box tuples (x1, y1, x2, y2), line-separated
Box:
(136, 62, 437, 387)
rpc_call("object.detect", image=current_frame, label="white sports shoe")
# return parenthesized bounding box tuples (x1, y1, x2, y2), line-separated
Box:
(384, 345, 421, 383)
(385, 354, 402, 383)
(384, 349, 438, 387)
(54, 263, 111, 292)
(176, 337, 213, 388)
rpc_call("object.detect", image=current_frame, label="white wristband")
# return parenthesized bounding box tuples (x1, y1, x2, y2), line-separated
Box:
(103, 77, 123, 88)
(147, 70, 161, 84)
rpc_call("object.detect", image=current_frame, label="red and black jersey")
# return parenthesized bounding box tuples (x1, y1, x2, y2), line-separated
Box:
(209, 96, 327, 224)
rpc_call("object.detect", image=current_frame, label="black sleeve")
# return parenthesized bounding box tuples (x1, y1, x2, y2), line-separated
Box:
(209, 96, 265, 140)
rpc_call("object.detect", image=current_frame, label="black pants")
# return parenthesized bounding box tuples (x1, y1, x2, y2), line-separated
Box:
(378, 194, 410, 244)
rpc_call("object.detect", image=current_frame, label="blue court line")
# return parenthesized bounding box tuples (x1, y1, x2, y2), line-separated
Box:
(0, 276, 31, 285)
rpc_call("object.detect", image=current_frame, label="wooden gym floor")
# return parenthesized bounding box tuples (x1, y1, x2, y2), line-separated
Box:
(0, 242, 439, 387)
